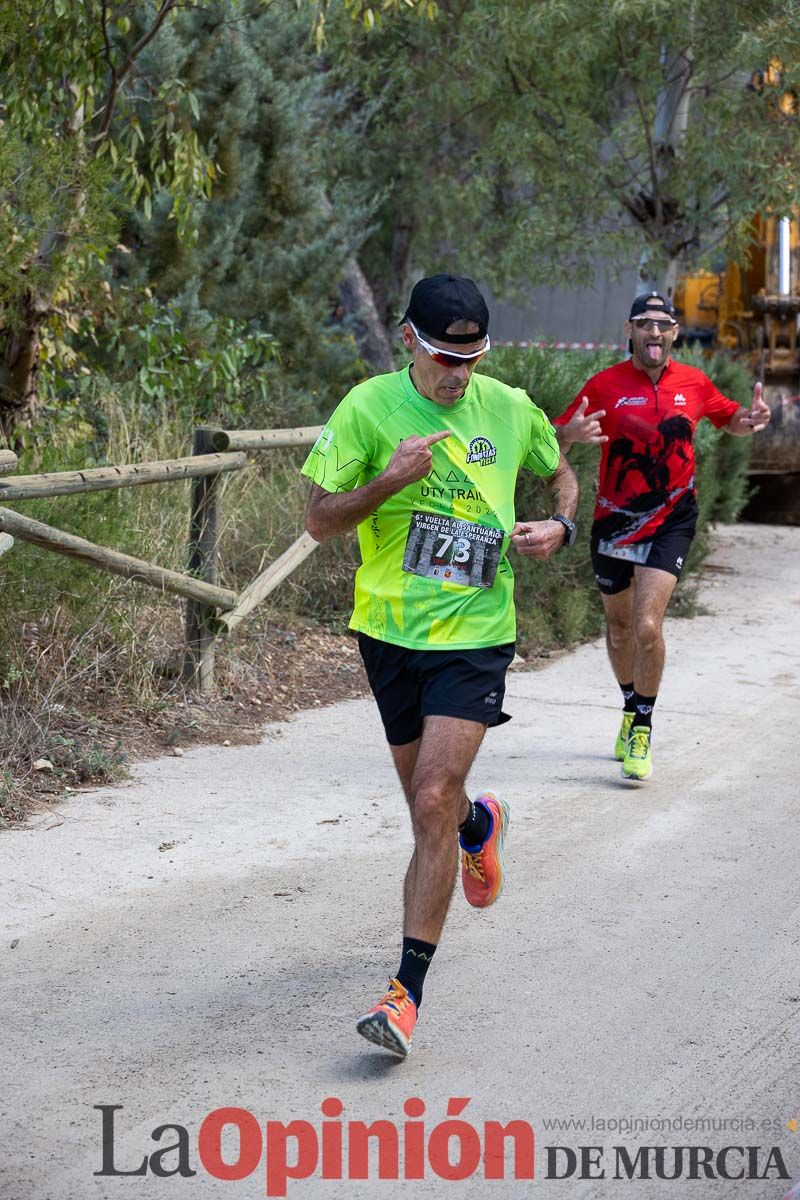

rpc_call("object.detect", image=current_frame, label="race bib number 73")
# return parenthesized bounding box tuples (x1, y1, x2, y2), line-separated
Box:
(402, 511, 503, 589)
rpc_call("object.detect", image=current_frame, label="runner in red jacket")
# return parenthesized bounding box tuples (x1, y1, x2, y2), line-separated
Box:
(553, 292, 771, 782)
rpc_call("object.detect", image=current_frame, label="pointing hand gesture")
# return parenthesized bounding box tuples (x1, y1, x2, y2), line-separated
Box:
(564, 396, 608, 445)
(743, 381, 771, 433)
(383, 430, 451, 490)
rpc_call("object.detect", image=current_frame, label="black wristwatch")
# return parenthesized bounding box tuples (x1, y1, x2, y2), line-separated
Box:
(550, 513, 577, 547)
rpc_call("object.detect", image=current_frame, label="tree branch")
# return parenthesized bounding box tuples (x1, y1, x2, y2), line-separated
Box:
(94, 0, 179, 141)
(99, 0, 114, 76)
(616, 29, 661, 224)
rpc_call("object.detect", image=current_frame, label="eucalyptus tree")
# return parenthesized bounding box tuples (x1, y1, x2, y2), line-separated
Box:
(0, 0, 428, 435)
(327, 0, 800, 304)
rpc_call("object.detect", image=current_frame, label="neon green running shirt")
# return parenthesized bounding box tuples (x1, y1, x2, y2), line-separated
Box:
(301, 365, 560, 649)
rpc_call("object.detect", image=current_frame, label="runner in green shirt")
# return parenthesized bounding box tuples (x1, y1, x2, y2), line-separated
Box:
(302, 274, 578, 1058)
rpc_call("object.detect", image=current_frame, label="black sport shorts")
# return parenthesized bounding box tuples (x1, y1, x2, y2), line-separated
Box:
(357, 634, 515, 746)
(590, 498, 698, 595)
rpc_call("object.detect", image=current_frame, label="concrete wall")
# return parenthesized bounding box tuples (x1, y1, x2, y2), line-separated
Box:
(484, 265, 639, 346)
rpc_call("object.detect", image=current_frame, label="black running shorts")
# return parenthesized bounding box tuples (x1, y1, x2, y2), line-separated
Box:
(590, 498, 698, 595)
(357, 634, 515, 746)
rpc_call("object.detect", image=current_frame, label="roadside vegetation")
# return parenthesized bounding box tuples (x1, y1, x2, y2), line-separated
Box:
(0, 338, 753, 821)
(1, 0, 790, 818)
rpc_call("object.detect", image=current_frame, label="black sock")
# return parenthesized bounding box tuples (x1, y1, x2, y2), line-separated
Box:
(633, 693, 657, 729)
(396, 938, 437, 1007)
(458, 798, 491, 849)
(620, 681, 636, 713)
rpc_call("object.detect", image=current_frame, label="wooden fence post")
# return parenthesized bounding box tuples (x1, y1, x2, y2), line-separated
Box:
(183, 427, 223, 693)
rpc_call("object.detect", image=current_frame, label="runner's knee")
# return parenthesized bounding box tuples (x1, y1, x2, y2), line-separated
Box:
(634, 613, 663, 651)
(410, 780, 461, 833)
(605, 610, 632, 647)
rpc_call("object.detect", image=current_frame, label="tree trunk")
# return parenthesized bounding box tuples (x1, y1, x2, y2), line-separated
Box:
(638, 256, 681, 301)
(0, 296, 45, 439)
(336, 259, 396, 374)
(659, 257, 681, 301)
(385, 218, 415, 328)
(320, 192, 395, 374)
(637, 36, 695, 300)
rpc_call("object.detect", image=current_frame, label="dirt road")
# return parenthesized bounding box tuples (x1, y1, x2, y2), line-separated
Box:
(3, 522, 799, 1199)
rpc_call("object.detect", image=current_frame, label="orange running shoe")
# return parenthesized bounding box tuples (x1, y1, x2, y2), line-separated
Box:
(460, 792, 510, 908)
(356, 978, 418, 1058)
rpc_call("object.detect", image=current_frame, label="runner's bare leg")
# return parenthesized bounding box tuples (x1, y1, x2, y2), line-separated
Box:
(390, 739, 422, 804)
(601, 585, 635, 684)
(392, 715, 486, 945)
(631, 565, 678, 694)
(391, 738, 471, 820)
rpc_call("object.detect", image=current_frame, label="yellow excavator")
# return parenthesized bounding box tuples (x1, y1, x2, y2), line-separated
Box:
(674, 211, 800, 520)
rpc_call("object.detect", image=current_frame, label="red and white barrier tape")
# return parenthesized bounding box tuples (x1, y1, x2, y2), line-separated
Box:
(496, 340, 626, 351)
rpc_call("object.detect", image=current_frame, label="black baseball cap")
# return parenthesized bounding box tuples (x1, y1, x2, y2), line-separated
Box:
(629, 292, 676, 320)
(402, 274, 489, 344)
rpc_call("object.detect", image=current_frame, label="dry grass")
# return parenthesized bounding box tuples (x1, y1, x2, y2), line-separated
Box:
(0, 388, 365, 822)
(0, 601, 369, 824)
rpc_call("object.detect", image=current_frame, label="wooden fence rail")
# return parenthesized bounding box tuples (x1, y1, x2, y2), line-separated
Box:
(0, 425, 321, 694)
(213, 532, 318, 636)
(0, 506, 238, 609)
(0, 452, 246, 501)
(212, 426, 322, 452)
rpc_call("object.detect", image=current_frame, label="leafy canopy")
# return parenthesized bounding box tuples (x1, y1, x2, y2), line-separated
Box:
(326, 0, 800, 290)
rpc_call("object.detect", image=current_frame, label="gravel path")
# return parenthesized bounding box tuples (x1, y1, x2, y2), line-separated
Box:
(3, 522, 799, 1199)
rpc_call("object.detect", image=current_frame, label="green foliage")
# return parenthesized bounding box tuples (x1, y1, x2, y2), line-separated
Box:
(46, 733, 126, 784)
(310, 0, 435, 49)
(478, 347, 618, 417)
(326, 0, 800, 296)
(113, 1, 371, 418)
(0, 0, 386, 436)
(0, 0, 429, 322)
(0, 127, 119, 319)
(73, 291, 276, 423)
(0, 1, 216, 315)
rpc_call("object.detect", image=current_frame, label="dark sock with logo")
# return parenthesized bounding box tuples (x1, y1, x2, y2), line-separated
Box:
(458, 798, 491, 850)
(620, 681, 636, 713)
(633, 693, 657, 729)
(397, 938, 437, 1008)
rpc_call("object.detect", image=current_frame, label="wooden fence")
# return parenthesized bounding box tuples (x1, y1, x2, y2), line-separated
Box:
(0, 425, 324, 694)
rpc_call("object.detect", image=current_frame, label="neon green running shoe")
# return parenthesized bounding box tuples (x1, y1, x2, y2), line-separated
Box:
(615, 711, 635, 761)
(621, 725, 652, 781)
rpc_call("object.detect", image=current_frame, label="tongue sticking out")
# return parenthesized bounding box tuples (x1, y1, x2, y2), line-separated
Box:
(646, 344, 662, 362)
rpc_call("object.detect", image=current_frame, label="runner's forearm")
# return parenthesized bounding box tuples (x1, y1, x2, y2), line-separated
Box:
(306, 477, 398, 541)
(545, 455, 579, 519)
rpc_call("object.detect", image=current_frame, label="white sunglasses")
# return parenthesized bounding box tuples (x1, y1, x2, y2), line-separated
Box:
(408, 320, 490, 366)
